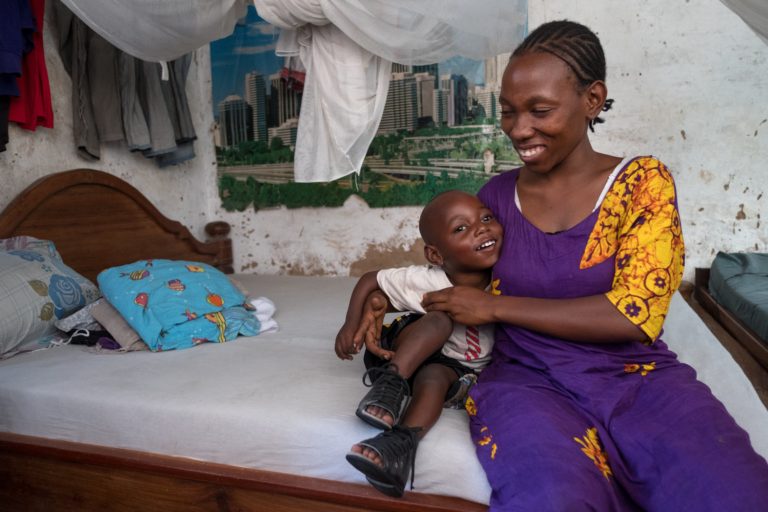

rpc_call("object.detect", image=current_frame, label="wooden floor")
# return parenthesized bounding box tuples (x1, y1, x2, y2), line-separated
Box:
(679, 282, 768, 409)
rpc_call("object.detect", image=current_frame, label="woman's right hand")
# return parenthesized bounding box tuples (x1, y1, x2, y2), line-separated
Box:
(422, 285, 497, 325)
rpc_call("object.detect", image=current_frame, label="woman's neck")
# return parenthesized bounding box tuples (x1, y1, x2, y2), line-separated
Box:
(516, 143, 623, 233)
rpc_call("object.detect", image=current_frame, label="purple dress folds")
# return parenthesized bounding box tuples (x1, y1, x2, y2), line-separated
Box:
(470, 157, 768, 511)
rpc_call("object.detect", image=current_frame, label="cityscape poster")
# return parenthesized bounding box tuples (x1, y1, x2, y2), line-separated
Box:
(210, 6, 524, 211)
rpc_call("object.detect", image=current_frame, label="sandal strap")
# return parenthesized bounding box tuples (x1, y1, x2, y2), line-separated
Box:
(362, 363, 405, 388)
(361, 364, 410, 420)
(361, 425, 422, 490)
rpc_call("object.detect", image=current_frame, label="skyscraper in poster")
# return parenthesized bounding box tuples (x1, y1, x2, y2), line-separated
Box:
(218, 95, 251, 147)
(245, 72, 267, 142)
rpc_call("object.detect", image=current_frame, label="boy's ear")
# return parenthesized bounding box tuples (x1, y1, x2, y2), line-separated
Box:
(424, 244, 444, 267)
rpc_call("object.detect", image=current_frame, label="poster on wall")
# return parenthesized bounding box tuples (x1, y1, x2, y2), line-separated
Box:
(211, 6, 524, 211)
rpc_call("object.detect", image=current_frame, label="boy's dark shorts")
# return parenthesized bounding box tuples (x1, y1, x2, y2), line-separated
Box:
(363, 313, 474, 389)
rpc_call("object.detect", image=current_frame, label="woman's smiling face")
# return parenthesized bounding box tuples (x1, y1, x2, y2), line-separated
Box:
(499, 51, 596, 174)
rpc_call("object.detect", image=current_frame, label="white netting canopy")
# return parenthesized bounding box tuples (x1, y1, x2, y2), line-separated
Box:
(252, 0, 528, 182)
(59, 0, 250, 62)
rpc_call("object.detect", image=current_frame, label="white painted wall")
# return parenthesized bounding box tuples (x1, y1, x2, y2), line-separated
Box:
(0, 9, 218, 241)
(2, 0, 766, 281)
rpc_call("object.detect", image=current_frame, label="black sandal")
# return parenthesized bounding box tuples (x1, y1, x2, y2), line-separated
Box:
(346, 425, 421, 498)
(355, 364, 410, 430)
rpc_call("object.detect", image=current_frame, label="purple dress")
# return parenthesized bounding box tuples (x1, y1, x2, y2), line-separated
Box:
(470, 157, 768, 511)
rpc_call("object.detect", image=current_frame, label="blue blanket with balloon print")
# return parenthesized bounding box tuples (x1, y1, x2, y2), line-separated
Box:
(98, 260, 260, 351)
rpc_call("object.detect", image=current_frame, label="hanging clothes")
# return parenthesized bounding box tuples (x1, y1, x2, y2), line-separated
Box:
(0, 97, 10, 153)
(54, 0, 99, 159)
(0, 0, 35, 97)
(156, 54, 197, 168)
(87, 32, 123, 142)
(9, 0, 54, 132)
(0, 0, 36, 152)
(53, 0, 197, 166)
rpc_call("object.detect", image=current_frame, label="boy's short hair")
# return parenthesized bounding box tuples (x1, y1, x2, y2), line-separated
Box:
(418, 190, 475, 245)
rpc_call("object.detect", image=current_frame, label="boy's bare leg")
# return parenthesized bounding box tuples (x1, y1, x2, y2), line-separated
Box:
(402, 364, 457, 432)
(390, 311, 452, 377)
(351, 364, 457, 466)
(365, 312, 452, 426)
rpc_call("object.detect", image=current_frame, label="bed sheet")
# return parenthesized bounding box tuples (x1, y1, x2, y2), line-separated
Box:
(0, 275, 766, 506)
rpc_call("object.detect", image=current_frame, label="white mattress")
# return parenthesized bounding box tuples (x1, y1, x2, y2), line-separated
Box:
(1, 275, 766, 505)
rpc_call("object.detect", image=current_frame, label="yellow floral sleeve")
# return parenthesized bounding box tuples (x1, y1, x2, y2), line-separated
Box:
(580, 157, 685, 342)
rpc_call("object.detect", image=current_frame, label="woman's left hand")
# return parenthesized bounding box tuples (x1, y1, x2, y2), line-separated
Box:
(422, 286, 497, 325)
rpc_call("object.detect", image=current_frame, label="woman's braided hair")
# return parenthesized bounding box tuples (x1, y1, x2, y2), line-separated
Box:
(513, 20, 614, 131)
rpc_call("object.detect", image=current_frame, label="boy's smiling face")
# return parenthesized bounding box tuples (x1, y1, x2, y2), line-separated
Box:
(421, 191, 503, 275)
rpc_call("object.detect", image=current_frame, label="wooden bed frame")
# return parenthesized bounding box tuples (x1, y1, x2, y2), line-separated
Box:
(692, 268, 768, 372)
(0, 169, 233, 283)
(0, 169, 486, 512)
(676, 273, 768, 410)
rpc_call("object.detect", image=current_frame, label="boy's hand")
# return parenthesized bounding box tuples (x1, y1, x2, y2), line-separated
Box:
(335, 322, 362, 360)
(356, 290, 394, 361)
(335, 270, 383, 360)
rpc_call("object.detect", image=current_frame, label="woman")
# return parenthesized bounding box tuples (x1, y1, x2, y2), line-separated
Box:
(421, 20, 768, 511)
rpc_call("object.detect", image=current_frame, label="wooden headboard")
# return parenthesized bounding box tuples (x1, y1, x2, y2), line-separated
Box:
(0, 169, 233, 282)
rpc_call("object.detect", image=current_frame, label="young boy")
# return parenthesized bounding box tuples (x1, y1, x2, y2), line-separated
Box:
(334, 190, 503, 498)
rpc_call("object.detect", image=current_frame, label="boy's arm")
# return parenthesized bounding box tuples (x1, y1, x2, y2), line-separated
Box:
(335, 271, 381, 360)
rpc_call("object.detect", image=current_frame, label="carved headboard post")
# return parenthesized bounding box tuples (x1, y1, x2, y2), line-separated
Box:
(205, 221, 234, 274)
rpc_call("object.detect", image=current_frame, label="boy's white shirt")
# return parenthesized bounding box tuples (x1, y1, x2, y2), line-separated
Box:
(376, 265, 494, 370)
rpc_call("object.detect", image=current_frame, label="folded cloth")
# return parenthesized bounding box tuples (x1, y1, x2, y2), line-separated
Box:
(98, 259, 261, 351)
(90, 299, 148, 351)
(250, 296, 278, 333)
(55, 298, 104, 332)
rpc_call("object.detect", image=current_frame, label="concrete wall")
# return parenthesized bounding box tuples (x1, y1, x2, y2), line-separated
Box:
(0, 9, 218, 242)
(2, 0, 766, 281)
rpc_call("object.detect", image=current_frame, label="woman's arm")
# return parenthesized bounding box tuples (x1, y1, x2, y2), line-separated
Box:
(422, 288, 647, 343)
(424, 158, 684, 345)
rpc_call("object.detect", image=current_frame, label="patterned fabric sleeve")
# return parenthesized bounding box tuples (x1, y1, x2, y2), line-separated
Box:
(581, 157, 685, 342)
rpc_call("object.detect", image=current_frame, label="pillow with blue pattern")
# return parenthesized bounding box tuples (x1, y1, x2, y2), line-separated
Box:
(0, 237, 101, 357)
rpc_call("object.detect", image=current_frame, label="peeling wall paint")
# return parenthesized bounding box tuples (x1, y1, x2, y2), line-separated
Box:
(215, 195, 425, 276)
(2, 0, 766, 283)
